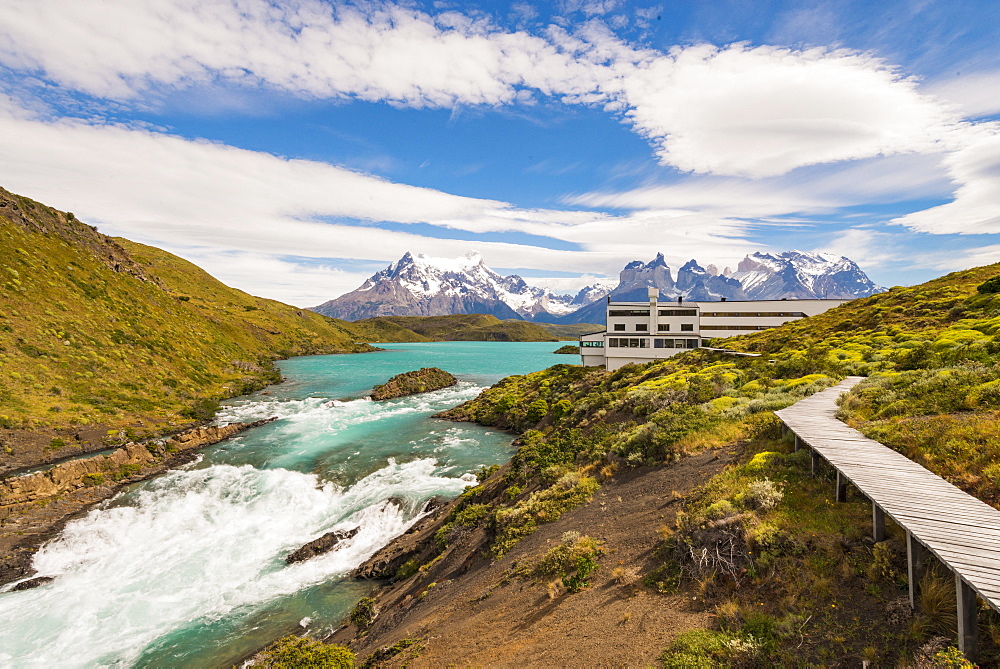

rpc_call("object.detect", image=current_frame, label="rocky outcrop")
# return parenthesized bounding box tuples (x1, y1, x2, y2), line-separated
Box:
(553, 345, 579, 354)
(286, 527, 360, 564)
(0, 418, 276, 519)
(12, 576, 54, 591)
(352, 498, 458, 580)
(371, 368, 457, 401)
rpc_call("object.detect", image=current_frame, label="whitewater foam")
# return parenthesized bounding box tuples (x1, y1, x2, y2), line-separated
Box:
(0, 459, 471, 668)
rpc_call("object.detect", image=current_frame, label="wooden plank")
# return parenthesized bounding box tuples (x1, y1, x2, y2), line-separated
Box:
(865, 493, 998, 516)
(891, 509, 1000, 529)
(898, 524, 1000, 545)
(776, 378, 1000, 613)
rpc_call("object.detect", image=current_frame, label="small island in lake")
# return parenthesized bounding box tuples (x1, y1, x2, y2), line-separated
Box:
(371, 367, 458, 400)
(553, 344, 580, 354)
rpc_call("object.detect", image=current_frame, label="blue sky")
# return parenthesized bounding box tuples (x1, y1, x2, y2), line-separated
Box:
(0, 0, 998, 305)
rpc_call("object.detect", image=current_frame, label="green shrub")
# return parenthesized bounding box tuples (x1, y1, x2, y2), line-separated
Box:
(976, 275, 1000, 294)
(658, 629, 761, 668)
(492, 473, 599, 557)
(349, 597, 377, 630)
(179, 397, 220, 420)
(82, 473, 105, 486)
(48, 437, 66, 449)
(394, 558, 420, 581)
(526, 398, 548, 422)
(257, 635, 356, 668)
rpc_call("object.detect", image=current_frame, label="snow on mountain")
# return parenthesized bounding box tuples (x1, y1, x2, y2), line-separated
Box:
(311, 251, 576, 321)
(570, 280, 617, 306)
(555, 250, 884, 323)
(311, 249, 884, 323)
(730, 251, 884, 300)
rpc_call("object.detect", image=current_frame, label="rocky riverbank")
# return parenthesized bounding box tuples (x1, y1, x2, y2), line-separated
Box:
(0, 417, 275, 586)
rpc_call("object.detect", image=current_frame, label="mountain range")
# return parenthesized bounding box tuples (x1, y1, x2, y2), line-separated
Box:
(311, 250, 885, 324)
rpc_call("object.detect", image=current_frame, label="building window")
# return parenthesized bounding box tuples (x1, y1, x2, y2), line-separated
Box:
(636, 324, 648, 331)
(657, 324, 669, 331)
(686, 339, 699, 348)
(608, 309, 650, 316)
(580, 340, 604, 348)
(613, 323, 625, 331)
(680, 323, 694, 332)
(658, 309, 697, 316)
(608, 338, 618, 347)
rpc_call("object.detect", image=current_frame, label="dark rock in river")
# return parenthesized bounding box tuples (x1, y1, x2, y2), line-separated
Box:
(286, 527, 360, 564)
(371, 368, 457, 401)
(12, 575, 54, 591)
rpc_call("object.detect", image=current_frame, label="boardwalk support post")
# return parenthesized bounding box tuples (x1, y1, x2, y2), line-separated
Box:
(872, 504, 885, 542)
(907, 531, 927, 609)
(956, 574, 978, 662)
(810, 449, 820, 476)
(836, 471, 848, 502)
(794, 434, 802, 452)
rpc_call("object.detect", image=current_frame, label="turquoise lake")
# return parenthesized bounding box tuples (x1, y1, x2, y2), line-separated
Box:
(0, 342, 571, 667)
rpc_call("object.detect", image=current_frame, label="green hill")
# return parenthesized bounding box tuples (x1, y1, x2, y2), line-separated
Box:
(0, 187, 410, 466)
(421, 263, 1000, 665)
(357, 314, 558, 342)
(538, 322, 605, 340)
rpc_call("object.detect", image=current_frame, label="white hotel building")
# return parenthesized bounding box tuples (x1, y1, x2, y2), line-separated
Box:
(580, 288, 848, 370)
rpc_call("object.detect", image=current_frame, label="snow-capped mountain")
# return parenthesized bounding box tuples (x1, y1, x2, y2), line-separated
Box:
(557, 250, 884, 324)
(310, 249, 884, 324)
(729, 251, 883, 300)
(310, 251, 576, 321)
(570, 280, 617, 306)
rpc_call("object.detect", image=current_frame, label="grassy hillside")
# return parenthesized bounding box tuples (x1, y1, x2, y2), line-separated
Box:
(0, 187, 407, 456)
(538, 322, 605, 340)
(415, 263, 1000, 665)
(357, 314, 558, 342)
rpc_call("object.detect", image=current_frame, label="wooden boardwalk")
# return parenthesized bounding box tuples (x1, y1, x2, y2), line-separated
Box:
(775, 377, 1000, 661)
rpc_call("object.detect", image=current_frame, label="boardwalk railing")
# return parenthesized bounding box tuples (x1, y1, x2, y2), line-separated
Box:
(775, 377, 1000, 662)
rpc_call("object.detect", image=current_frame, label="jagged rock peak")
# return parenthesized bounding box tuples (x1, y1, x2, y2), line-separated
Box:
(680, 259, 707, 274)
(311, 251, 577, 321)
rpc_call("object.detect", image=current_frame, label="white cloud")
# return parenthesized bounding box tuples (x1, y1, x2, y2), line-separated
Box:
(927, 71, 1000, 118)
(0, 1, 975, 181)
(615, 44, 964, 177)
(568, 153, 955, 218)
(0, 100, 756, 302)
(924, 244, 1000, 273)
(891, 133, 1000, 235)
(0, 0, 602, 107)
(816, 228, 904, 271)
(172, 250, 374, 308)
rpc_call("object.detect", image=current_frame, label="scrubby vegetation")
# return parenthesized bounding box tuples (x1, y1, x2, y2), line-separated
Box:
(423, 263, 1000, 664)
(256, 635, 356, 668)
(553, 344, 580, 354)
(370, 367, 457, 400)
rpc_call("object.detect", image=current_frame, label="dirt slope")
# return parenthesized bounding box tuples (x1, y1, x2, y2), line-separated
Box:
(332, 447, 736, 667)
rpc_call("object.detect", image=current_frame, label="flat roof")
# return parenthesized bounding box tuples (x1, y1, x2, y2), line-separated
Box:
(606, 298, 850, 306)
